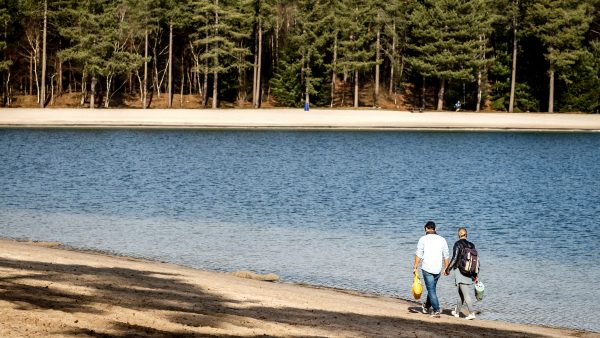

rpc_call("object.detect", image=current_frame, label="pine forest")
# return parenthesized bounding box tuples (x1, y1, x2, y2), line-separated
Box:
(1, 0, 599, 112)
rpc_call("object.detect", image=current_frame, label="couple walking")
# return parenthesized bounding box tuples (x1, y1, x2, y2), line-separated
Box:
(413, 221, 479, 319)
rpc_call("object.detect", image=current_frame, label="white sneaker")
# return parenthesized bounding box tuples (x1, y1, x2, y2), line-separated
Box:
(430, 311, 441, 318)
(451, 309, 460, 318)
(465, 313, 476, 320)
(421, 303, 429, 314)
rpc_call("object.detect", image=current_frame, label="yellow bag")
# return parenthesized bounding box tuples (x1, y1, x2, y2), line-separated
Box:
(412, 272, 423, 300)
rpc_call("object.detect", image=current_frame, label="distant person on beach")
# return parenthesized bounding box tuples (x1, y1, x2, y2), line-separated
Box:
(454, 100, 461, 111)
(413, 221, 450, 318)
(444, 227, 478, 320)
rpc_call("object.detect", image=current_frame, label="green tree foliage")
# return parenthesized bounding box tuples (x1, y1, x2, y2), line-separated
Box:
(408, 0, 490, 110)
(336, 0, 376, 107)
(191, 0, 251, 108)
(527, 0, 593, 112)
(58, 0, 144, 108)
(1, 0, 598, 112)
(270, 59, 302, 107)
(0, 7, 11, 72)
(561, 40, 600, 112)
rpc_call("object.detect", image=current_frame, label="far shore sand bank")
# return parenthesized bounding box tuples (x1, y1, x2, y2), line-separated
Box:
(0, 238, 597, 337)
(1, 108, 600, 131)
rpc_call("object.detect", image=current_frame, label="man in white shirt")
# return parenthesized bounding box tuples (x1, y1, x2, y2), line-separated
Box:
(413, 221, 450, 318)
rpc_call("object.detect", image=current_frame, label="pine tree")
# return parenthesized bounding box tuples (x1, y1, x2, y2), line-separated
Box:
(381, 1, 412, 100)
(337, 0, 376, 108)
(58, 0, 144, 108)
(0, 5, 13, 105)
(294, 0, 330, 107)
(408, 0, 490, 111)
(527, 0, 593, 112)
(250, 0, 277, 108)
(164, 0, 192, 108)
(561, 40, 600, 112)
(18, 0, 44, 103)
(192, 0, 251, 108)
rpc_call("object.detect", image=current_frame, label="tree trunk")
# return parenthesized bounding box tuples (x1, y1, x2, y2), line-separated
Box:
(476, 34, 484, 112)
(203, 58, 208, 107)
(255, 20, 263, 108)
(389, 22, 396, 97)
(212, 70, 218, 109)
(212, 0, 219, 109)
(4, 71, 10, 106)
(180, 52, 185, 107)
(168, 22, 173, 108)
(40, 0, 47, 108)
(49, 75, 53, 105)
(330, 34, 337, 108)
(374, 27, 380, 107)
(354, 68, 359, 108)
(104, 75, 112, 108)
(548, 69, 554, 113)
(509, 9, 517, 113)
(437, 78, 445, 111)
(57, 58, 62, 97)
(143, 29, 148, 109)
(90, 76, 97, 109)
(421, 76, 426, 109)
(29, 53, 32, 95)
(476, 70, 482, 112)
(252, 31, 258, 108)
(80, 71, 87, 106)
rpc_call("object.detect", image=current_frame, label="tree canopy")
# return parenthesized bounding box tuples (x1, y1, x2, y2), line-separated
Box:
(1, 0, 598, 112)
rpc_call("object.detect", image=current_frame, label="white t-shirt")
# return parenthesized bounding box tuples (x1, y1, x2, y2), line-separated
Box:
(416, 233, 450, 274)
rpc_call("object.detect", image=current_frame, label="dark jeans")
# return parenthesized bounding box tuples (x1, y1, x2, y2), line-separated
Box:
(422, 270, 441, 312)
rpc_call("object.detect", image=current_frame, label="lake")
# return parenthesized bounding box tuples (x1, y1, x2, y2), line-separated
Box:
(1, 129, 599, 332)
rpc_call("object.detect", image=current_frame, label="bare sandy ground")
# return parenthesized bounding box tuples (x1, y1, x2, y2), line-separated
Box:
(0, 239, 596, 337)
(1, 108, 600, 131)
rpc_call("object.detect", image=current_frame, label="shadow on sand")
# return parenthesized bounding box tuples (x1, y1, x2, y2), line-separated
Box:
(0, 257, 549, 337)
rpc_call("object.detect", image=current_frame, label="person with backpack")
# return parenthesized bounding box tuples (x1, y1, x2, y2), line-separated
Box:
(413, 221, 450, 318)
(444, 227, 479, 320)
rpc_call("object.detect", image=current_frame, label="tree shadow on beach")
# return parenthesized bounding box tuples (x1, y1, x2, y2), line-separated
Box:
(0, 257, 556, 337)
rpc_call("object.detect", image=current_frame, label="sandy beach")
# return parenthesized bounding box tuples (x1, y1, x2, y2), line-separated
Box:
(0, 238, 596, 337)
(1, 108, 600, 131)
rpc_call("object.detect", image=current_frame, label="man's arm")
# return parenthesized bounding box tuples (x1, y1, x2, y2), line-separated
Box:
(442, 240, 450, 276)
(413, 256, 421, 274)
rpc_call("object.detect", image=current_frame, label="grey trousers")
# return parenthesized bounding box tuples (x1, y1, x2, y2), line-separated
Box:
(456, 283, 474, 314)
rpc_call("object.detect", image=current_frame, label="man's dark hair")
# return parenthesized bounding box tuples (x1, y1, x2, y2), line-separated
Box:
(424, 221, 436, 230)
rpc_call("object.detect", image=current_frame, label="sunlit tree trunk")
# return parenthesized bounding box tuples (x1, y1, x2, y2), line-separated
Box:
(374, 26, 380, 107)
(389, 22, 396, 97)
(143, 29, 148, 109)
(354, 69, 359, 108)
(509, 4, 518, 113)
(437, 78, 445, 111)
(168, 22, 173, 108)
(255, 19, 262, 108)
(330, 34, 337, 108)
(90, 76, 96, 109)
(548, 69, 554, 113)
(40, 0, 47, 108)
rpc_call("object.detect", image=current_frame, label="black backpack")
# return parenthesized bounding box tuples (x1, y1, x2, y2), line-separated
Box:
(458, 246, 479, 277)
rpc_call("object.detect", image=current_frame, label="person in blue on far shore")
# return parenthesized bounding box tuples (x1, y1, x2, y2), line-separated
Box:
(413, 221, 450, 318)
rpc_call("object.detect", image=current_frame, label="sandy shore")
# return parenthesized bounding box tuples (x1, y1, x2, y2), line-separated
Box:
(1, 108, 600, 131)
(0, 239, 596, 337)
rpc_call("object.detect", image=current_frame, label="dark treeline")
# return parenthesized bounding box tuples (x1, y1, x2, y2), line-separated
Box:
(1, 0, 598, 112)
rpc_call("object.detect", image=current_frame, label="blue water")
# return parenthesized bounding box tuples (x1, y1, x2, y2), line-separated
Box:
(1, 129, 599, 332)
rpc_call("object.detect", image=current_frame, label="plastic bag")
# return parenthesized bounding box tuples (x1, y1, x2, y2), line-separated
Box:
(474, 280, 485, 301)
(412, 272, 423, 300)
